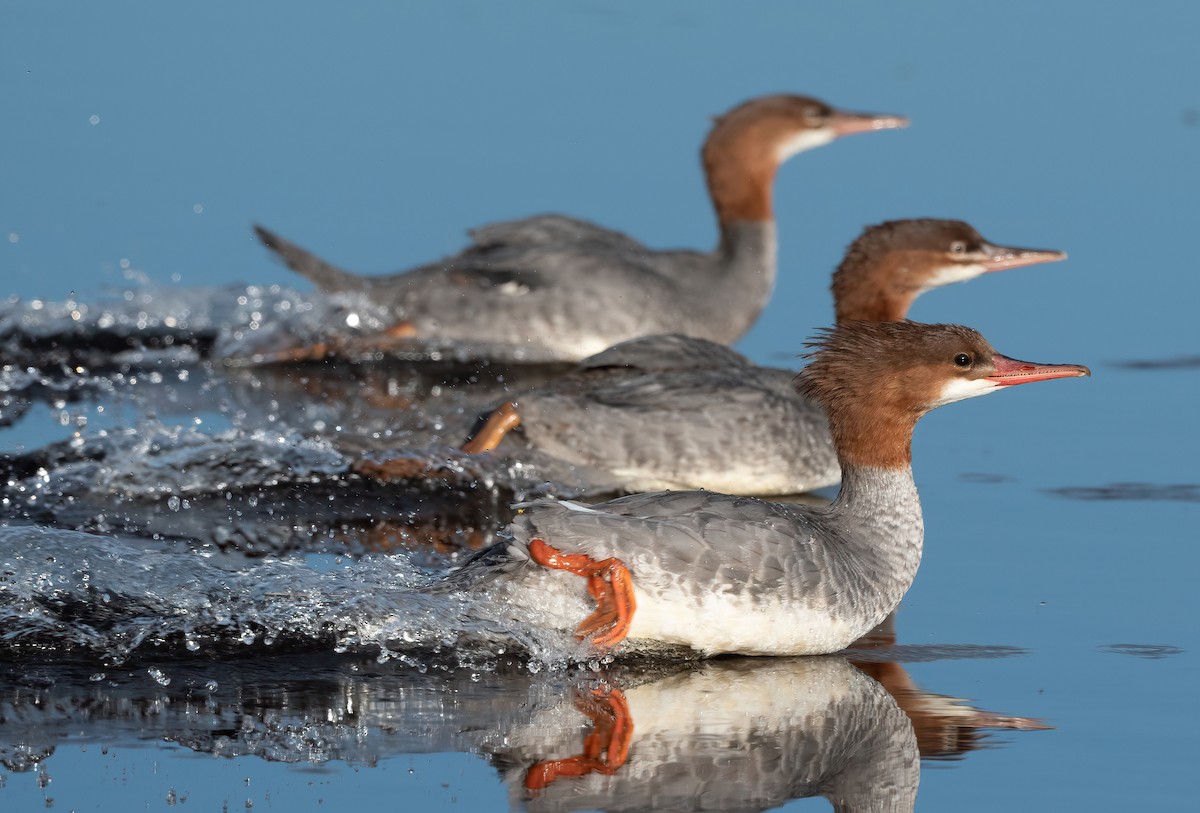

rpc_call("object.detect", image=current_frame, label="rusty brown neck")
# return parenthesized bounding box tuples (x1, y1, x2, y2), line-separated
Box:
(828, 403, 919, 470)
(703, 133, 778, 241)
(834, 288, 918, 323)
(832, 251, 923, 323)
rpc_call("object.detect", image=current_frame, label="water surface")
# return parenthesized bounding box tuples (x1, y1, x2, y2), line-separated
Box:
(3, 2, 1200, 811)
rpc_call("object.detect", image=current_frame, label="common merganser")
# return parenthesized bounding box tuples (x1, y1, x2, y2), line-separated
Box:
(515, 658, 918, 809)
(252, 94, 907, 362)
(443, 320, 1089, 656)
(443, 219, 1065, 495)
(516, 653, 1043, 803)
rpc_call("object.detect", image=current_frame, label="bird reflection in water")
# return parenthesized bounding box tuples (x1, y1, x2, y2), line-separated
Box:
(846, 614, 1050, 761)
(0, 640, 1042, 812)
(515, 631, 1046, 810)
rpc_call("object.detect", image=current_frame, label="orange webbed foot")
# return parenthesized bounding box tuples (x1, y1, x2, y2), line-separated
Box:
(524, 685, 633, 792)
(528, 538, 636, 649)
(249, 340, 338, 364)
(461, 401, 522, 454)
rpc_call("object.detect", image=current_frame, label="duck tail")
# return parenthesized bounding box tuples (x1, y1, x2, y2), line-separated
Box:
(252, 224, 368, 294)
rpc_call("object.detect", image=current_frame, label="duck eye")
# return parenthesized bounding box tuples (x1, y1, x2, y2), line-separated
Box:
(950, 241, 967, 254)
(954, 353, 972, 367)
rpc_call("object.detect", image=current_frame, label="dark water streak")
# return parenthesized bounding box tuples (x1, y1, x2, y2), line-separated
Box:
(1045, 483, 1200, 503)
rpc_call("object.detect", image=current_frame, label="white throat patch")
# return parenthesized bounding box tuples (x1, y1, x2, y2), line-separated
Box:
(776, 128, 836, 161)
(931, 376, 1000, 407)
(921, 263, 987, 291)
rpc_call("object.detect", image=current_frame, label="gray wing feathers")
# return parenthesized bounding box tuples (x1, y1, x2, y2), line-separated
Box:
(581, 372, 792, 411)
(580, 334, 754, 372)
(256, 215, 655, 301)
(510, 493, 832, 603)
(467, 214, 645, 253)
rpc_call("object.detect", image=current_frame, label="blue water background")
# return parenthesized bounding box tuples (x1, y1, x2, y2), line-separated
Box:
(3, 1, 1199, 810)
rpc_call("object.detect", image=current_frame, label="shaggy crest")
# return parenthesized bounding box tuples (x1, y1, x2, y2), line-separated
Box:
(795, 321, 996, 468)
(797, 320, 992, 407)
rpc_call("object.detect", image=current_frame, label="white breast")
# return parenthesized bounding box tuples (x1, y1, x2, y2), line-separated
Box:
(626, 587, 864, 656)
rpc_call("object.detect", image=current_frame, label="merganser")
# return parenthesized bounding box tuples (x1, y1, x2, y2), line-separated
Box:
(435, 219, 1064, 495)
(252, 94, 907, 362)
(443, 320, 1089, 657)
(514, 658, 919, 809)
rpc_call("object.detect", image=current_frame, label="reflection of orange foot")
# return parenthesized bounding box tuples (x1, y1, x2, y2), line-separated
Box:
(525, 686, 633, 791)
(249, 321, 418, 365)
(381, 321, 417, 340)
(528, 539, 636, 648)
(360, 389, 414, 410)
(350, 456, 465, 487)
(338, 320, 418, 357)
(351, 518, 488, 555)
(253, 340, 338, 364)
(461, 401, 522, 454)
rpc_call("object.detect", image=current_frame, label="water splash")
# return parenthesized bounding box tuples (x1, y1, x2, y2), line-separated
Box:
(2, 423, 609, 561)
(3, 423, 346, 502)
(0, 524, 589, 668)
(0, 283, 395, 374)
(0, 282, 581, 383)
